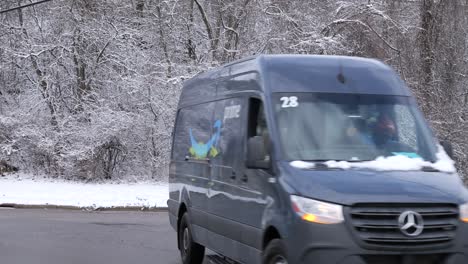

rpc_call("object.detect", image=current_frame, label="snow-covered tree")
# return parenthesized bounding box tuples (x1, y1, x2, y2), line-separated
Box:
(0, 0, 466, 182)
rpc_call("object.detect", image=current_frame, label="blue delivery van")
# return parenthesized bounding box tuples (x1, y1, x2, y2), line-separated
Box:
(167, 55, 468, 264)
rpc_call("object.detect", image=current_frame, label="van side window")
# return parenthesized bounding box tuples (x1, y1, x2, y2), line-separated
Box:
(211, 98, 245, 167)
(173, 102, 215, 160)
(248, 98, 270, 160)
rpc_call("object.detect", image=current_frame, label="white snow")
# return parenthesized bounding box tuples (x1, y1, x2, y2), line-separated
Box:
(290, 160, 315, 169)
(0, 174, 169, 209)
(290, 146, 457, 173)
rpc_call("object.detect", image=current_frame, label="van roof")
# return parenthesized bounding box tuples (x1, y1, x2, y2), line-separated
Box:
(179, 55, 411, 108)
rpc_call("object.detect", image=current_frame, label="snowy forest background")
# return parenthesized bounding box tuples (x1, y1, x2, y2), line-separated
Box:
(0, 0, 467, 182)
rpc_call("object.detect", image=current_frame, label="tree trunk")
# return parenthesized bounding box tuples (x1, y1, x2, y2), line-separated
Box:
(73, 30, 90, 113)
(156, 0, 172, 78)
(193, 0, 218, 60)
(136, 0, 145, 13)
(30, 57, 58, 128)
(186, 0, 197, 61)
(419, 0, 435, 110)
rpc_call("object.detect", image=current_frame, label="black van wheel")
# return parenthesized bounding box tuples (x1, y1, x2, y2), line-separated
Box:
(263, 239, 288, 264)
(178, 213, 205, 264)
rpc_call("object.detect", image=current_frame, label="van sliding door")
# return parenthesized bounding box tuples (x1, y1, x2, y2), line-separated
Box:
(206, 97, 246, 259)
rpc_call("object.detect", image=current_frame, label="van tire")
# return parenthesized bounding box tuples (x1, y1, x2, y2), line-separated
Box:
(263, 239, 288, 264)
(178, 213, 205, 264)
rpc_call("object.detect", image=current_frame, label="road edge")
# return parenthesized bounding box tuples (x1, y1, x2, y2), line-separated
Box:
(0, 203, 168, 211)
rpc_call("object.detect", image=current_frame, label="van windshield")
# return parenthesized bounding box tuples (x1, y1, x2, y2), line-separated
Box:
(274, 93, 438, 162)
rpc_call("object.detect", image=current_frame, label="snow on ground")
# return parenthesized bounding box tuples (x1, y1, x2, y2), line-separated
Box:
(0, 174, 168, 208)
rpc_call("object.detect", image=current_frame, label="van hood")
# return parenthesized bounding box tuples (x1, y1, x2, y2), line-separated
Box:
(280, 162, 468, 206)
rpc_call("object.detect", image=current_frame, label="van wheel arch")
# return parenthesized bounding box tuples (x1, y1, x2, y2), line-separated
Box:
(177, 203, 188, 250)
(263, 226, 281, 250)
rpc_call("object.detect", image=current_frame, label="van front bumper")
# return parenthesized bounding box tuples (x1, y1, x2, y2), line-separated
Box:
(285, 217, 468, 264)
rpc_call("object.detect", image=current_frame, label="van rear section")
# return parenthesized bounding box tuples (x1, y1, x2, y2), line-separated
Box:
(168, 55, 468, 264)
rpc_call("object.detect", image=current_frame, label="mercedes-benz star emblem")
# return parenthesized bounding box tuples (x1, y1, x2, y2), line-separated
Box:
(398, 211, 424, 237)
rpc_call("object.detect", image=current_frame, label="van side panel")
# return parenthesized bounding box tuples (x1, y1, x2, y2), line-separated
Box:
(168, 101, 215, 240)
(208, 97, 246, 230)
(205, 96, 263, 264)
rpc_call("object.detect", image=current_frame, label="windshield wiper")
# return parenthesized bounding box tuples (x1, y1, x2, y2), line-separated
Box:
(315, 163, 344, 170)
(296, 161, 344, 170)
(421, 166, 440, 172)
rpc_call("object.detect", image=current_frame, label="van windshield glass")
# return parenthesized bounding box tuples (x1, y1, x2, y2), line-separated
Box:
(274, 93, 437, 162)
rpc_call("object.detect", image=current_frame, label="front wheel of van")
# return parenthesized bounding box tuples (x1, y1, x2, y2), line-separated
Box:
(263, 239, 288, 264)
(179, 213, 205, 264)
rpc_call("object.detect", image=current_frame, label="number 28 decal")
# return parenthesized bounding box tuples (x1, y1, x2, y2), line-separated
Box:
(280, 96, 299, 108)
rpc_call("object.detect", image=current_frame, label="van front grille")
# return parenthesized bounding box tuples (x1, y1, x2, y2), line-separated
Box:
(348, 204, 459, 249)
(362, 254, 446, 264)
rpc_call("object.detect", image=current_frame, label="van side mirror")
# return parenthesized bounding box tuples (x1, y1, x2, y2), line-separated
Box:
(246, 136, 270, 169)
(441, 141, 454, 159)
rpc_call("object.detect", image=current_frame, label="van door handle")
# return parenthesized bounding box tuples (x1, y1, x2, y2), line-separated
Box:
(185, 156, 210, 163)
(241, 174, 248, 183)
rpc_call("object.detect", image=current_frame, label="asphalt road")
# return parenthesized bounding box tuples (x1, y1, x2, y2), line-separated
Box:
(0, 208, 223, 264)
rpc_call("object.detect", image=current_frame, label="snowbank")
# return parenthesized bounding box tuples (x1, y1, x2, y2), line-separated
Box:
(0, 174, 168, 209)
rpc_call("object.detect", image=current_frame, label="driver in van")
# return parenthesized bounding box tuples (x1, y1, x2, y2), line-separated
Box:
(371, 113, 414, 154)
(372, 113, 397, 147)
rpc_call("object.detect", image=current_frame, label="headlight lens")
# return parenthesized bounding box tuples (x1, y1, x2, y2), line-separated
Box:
(460, 203, 468, 223)
(291, 195, 344, 224)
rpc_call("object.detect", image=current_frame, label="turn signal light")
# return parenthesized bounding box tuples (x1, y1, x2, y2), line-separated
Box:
(291, 195, 344, 224)
(302, 214, 317, 222)
(460, 203, 468, 223)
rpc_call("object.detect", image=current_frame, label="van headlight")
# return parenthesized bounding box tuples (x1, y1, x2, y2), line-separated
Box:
(291, 195, 344, 224)
(460, 203, 468, 223)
